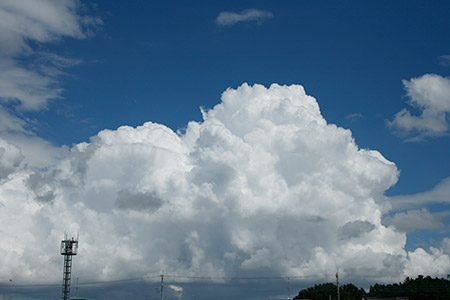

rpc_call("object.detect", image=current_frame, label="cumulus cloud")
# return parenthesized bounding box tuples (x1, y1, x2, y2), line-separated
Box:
(0, 83, 449, 286)
(0, 138, 23, 181)
(405, 247, 450, 276)
(387, 74, 450, 141)
(216, 9, 273, 27)
(1, 131, 64, 168)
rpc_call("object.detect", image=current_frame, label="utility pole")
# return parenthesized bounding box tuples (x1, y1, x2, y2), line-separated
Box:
(335, 272, 340, 300)
(160, 274, 164, 300)
(287, 277, 291, 299)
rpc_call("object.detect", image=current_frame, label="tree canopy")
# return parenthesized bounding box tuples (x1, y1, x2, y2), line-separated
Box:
(294, 276, 450, 300)
(294, 282, 365, 300)
(368, 275, 450, 300)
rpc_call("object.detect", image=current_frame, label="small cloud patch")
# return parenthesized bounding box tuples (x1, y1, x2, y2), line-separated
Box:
(216, 9, 273, 27)
(387, 74, 450, 141)
(439, 55, 450, 67)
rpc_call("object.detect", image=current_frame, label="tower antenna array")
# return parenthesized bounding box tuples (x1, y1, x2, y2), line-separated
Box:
(60, 234, 79, 300)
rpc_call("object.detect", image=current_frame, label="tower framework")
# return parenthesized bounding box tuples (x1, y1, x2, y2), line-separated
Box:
(61, 236, 78, 300)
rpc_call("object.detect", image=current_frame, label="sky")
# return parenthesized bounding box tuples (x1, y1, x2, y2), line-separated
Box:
(0, 1, 450, 300)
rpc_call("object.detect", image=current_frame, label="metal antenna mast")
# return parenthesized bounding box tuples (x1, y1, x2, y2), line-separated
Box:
(160, 274, 164, 300)
(287, 277, 291, 299)
(336, 272, 340, 300)
(60, 234, 78, 300)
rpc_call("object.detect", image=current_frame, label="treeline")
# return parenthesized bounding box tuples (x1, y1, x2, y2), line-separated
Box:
(294, 275, 450, 300)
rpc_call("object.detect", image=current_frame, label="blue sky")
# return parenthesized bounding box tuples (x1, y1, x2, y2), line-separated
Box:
(43, 1, 449, 190)
(1, 1, 450, 300)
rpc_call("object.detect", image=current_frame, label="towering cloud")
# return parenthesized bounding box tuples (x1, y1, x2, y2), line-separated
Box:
(0, 83, 449, 285)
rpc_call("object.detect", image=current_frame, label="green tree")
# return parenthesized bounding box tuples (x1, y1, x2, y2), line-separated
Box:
(294, 282, 366, 300)
(367, 275, 450, 300)
(340, 283, 366, 300)
(294, 276, 450, 300)
(294, 283, 337, 300)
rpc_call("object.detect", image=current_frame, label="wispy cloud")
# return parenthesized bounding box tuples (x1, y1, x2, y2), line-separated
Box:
(215, 9, 273, 27)
(0, 0, 101, 131)
(386, 74, 450, 141)
(345, 113, 363, 121)
(0, 106, 30, 134)
(0, 0, 101, 170)
(383, 208, 450, 232)
(389, 177, 450, 211)
(439, 55, 450, 67)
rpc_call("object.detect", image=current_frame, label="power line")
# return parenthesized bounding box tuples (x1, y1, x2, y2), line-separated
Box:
(163, 274, 324, 280)
(78, 275, 162, 285)
(0, 273, 327, 288)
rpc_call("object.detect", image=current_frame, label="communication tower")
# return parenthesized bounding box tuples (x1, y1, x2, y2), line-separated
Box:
(60, 234, 78, 300)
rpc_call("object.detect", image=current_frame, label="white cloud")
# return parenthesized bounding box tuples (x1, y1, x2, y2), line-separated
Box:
(0, 0, 100, 183)
(389, 176, 450, 211)
(383, 209, 443, 232)
(2, 83, 449, 285)
(168, 284, 183, 292)
(0, 138, 24, 181)
(0, 0, 101, 56)
(0, 106, 30, 134)
(168, 284, 183, 299)
(387, 74, 450, 141)
(405, 247, 450, 277)
(0, 57, 62, 111)
(0, 0, 100, 136)
(216, 9, 273, 27)
(1, 131, 63, 169)
(443, 238, 450, 255)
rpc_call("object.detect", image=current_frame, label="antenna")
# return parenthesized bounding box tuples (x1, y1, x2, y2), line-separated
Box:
(60, 235, 78, 300)
(160, 274, 164, 300)
(287, 277, 291, 299)
(336, 272, 340, 300)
